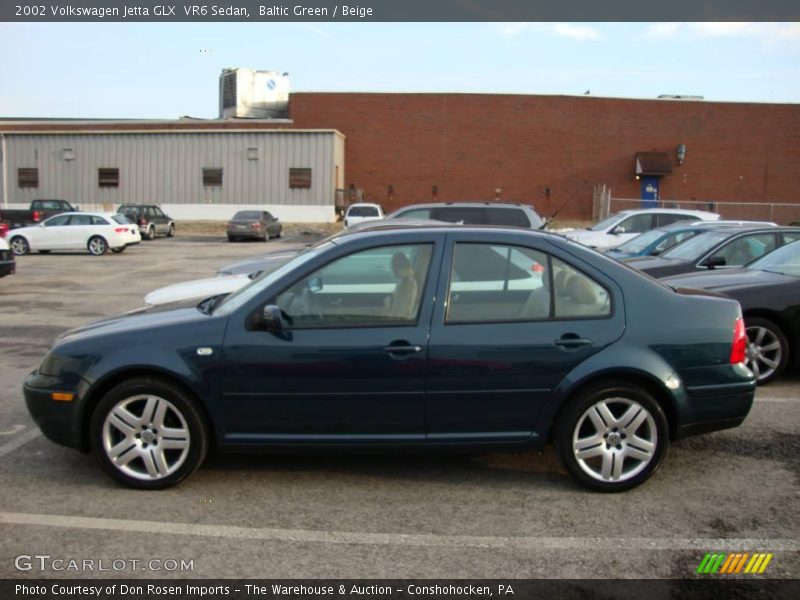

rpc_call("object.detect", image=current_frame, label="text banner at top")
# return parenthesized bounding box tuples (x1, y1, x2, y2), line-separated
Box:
(3, 0, 800, 22)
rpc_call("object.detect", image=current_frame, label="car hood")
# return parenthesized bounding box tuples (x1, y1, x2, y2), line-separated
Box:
(218, 250, 299, 275)
(55, 302, 216, 346)
(661, 268, 791, 291)
(145, 274, 250, 306)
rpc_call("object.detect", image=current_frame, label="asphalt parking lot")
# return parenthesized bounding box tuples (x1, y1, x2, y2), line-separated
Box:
(0, 234, 798, 580)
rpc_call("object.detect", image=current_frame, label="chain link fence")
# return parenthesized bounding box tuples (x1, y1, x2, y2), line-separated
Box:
(597, 196, 800, 225)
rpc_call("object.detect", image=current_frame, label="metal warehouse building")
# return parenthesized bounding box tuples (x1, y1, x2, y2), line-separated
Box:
(0, 125, 345, 222)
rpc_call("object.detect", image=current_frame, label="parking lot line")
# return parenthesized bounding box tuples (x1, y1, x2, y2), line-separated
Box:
(757, 397, 800, 403)
(1, 511, 798, 552)
(0, 429, 41, 459)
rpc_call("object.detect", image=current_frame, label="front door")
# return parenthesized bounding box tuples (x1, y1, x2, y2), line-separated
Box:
(426, 234, 625, 441)
(219, 239, 441, 441)
(640, 176, 660, 208)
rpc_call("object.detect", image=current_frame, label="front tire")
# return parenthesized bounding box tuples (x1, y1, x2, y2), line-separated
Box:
(87, 236, 108, 255)
(10, 236, 29, 256)
(146, 225, 155, 240)
(89, 377, 210, 490)
(745, 317, 789, 385)
(167, 224, 175, 237)
(554, 381, 669, 492)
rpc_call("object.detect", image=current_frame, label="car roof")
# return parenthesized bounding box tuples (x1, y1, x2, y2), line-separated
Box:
(48, 211, 118, 218)
(346, 203, 382, 208)
(393, 201, 536, 211)
(329, 222, 558, 245)
(610, 208, 720, 217)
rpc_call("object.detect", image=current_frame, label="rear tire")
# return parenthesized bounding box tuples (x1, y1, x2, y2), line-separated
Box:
(87, 236, 108, 256)
(89, 376, 210, 490)
(167, 224, 175, 238)
(10, 236, 29, 256)
(745, 317, 789, 385)
(554, 381, 669, 492)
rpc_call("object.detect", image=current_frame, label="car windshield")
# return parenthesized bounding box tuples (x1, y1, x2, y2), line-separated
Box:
(661, 230, 733, 261)
(614, 228, 667, 253)
(233, 211, 261, 220)
(588, 213, 627, 231)
(348, 206, 380, 217)
(213, 241, 335, 315)
(748, 240, 800, 277)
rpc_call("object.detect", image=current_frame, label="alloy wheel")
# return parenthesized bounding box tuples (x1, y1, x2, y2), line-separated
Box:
(572, 398, 657, 483)
(88, 237, 107, 255)
(101, 395, 191, 481)
(745, 325, 783, 383)
(10, 237, 29, 255)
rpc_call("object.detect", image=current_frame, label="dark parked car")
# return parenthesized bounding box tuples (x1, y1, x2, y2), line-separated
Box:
(662, 240, 800, 385)
(24, 225, 754, 491)
(117, 204, 175, 240)
(0, 237, 15, 278)
(624, 226, 800, 278)
(387, 202, 544, 229)
(0, 199, 79, 230)
(226, 210, 282, 242)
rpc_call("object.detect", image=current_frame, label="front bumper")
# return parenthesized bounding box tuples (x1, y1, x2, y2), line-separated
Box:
(24, 370, 87, 451)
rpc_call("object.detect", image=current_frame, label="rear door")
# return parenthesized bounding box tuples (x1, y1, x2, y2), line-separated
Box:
(34, 214, 72, 250)
(63, 214, 94, 249)
(426, 232, 625, 441)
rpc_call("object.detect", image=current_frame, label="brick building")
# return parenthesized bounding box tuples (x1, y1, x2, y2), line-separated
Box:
(289, 93, 800, 221)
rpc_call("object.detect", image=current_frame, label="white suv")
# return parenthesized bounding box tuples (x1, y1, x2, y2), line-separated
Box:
(565, 209, 720, 250)
(343, 203, 384, 228)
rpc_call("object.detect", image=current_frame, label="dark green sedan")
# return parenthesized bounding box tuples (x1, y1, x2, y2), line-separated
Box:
(24, 225, 755, 492)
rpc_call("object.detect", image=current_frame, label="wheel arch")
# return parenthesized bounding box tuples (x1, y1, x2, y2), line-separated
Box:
(550, 369, 679, 442)
(80, 367, 215, 451)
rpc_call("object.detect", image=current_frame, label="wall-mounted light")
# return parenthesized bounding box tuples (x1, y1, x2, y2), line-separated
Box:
(432, 184, 438, 199)
(676, 143, 686, 166)
(62, 148, 75, 161)
(544, 186, 551, 198)
(387, 184, 394, 199)
(494, 187, 503, 200)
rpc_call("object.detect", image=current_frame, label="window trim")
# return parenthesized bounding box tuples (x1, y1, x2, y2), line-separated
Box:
(443, 241, 614, 326)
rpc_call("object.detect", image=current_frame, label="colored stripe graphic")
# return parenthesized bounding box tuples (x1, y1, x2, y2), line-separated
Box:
(699, 552, 773, 574)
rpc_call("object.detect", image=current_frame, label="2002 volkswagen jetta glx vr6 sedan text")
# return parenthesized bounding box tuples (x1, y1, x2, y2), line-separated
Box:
(24, 225, 756, 492)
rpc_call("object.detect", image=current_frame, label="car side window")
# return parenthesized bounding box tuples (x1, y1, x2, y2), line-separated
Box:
(657, 214, 696, 227)
(552, 258, 611, 319)
(653, 231, 697, 254)
(68, 215, 92, 226)
(395, 208, 431, 220)
(710, 233, 777, 266)
(91, 216, 108, 225)
(445, 243, 551, 323)
(153, 207, 165, 217)
(782, 231, 800, 244)
(43, 215, 70, 227)
(145, 207, 155, 218)
(274, 244, 434, 329)
(431, 207, 485, 224)
(617, 213, 653, 234)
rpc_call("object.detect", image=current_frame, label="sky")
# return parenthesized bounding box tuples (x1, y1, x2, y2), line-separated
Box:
(1, 21, 799, 119)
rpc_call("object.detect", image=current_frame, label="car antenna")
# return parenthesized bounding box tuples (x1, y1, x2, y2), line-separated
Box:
(539, 179, 589, 230)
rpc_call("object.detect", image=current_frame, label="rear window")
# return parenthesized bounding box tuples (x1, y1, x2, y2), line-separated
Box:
(347, 206, 380, 217)
(430, 207, 485, 224)
(112, 215, 132, 225)
(486, 208, 531, 228)
(233, 211, 262, 220)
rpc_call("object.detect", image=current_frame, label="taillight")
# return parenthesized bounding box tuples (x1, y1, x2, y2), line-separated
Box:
(32, 210, 40, 222)
(252, 222, 262, 229)
(114, 227, 128, 233)
(139, 217, 146, 226)
(730, 317, 747, 364)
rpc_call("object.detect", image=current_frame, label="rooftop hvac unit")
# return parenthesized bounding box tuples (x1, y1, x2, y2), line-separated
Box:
(219, 68, 290, 119)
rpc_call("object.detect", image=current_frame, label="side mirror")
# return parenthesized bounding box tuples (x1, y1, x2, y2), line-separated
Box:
(307, 277, 323, 293)
(611, 225, 626, 235)
(262, 305, 283, 331)
(702, 256, 726, 269)
(649, 248, 663, 256)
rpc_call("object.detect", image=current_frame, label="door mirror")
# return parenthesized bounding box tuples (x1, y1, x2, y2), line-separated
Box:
(307, 277, 323, 293)
(611, 225, 626, 235)
(650, 248, 663, 256)
(262, 305, 283, 331)
(702, 256, 726, 269)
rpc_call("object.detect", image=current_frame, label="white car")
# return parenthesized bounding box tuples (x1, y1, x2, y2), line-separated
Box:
(343, 203, 384, 228)
(564, 209, 720, 250)
(145, 273, 251, 307)
(8, 212, 141, 256)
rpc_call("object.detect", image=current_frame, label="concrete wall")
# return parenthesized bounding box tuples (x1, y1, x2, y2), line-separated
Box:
(289, 93, 800, 220)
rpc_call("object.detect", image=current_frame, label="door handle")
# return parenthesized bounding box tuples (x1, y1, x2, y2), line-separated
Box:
(383, 344, 422, 355)
(554, 335, 593, 349)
